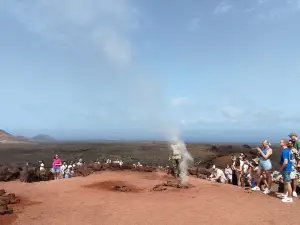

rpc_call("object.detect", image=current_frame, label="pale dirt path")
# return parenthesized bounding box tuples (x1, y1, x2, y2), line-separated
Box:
(1, 171, 299, 225)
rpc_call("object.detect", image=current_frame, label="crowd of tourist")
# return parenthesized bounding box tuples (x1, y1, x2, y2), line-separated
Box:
(43, 156, 134, 180)
(45, 155, 85, 179)
(209, 132, 300, 203)
(39, 132, 300, 204)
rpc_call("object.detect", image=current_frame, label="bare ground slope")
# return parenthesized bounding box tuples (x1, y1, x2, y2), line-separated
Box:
(1, 171, 298, 225)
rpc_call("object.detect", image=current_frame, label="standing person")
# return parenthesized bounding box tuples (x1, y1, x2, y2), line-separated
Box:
(252, 140, 273, 194)
(240, 154, 249, 187)
(169, 141, 181, 178)
(52, 154, 62, 180)
(60, 162, 67, 179)
(233, 157, 241, 186)
(279, 139, 293, 203)
(225, 164, 233, 184)
(288, 140, 298, 197)
(289, 132, 300, 151)
(230, 156, 238, 186)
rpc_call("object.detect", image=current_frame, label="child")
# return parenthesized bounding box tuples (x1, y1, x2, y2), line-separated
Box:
(246, 166, 257, 189)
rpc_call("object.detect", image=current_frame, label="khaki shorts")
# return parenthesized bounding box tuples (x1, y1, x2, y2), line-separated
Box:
(171, 155, 181, 160)
(290, 171, 298, 179)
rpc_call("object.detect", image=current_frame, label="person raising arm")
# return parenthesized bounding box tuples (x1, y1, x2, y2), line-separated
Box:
(252, 140, 273, 194)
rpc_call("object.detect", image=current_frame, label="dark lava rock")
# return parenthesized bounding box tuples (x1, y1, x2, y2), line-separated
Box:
(0, 166, 21, 182)
(153, 185, 167, 191)
(114, 185, 131, 192)
(242, 144, 252, 149)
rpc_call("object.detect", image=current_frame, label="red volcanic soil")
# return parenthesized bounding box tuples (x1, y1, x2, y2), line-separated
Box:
(1, 171, 300, 225)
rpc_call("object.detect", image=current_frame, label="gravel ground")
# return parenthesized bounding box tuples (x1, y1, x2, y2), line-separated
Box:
(1, 171, 299, 225)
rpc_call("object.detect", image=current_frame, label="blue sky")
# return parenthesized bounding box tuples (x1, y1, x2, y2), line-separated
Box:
(0, 0, 300, 141)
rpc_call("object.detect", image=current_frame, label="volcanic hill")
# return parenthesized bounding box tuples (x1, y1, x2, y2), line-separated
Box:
(31, 134, 56, 143)
(0, 129, 32, 144)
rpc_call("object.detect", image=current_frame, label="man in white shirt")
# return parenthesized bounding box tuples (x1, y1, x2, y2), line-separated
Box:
(76, 159, 83, 167)
(211, 165, 227, 183)
(60, 162, 67, 178)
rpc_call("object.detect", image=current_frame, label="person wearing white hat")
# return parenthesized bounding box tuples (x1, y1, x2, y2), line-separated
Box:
(210, 165, 227, 183)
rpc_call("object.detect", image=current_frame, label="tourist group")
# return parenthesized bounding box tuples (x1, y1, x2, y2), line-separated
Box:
(209, 132, 300, 203)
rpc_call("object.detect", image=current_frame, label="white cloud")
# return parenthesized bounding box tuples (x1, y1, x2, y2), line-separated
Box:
(214, 1, 233, 14)
(215, 0, 300, 18)
(171, 97, 189, 106)
(0, 0, 139, 66)
(177, 104, 300, 130)
(187, 17, 200, 32)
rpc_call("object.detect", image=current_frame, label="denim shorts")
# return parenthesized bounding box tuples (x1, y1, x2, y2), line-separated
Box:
(259, 159, 272, 171)
(282, 171, 291, 183)
(52, 168, 60, 173)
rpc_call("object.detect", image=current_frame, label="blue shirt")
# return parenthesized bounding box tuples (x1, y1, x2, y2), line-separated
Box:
(280, 148, 293, 172)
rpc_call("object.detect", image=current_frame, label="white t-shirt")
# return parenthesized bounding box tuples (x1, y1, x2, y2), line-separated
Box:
(60, 165, 67, 174)
(40, 163, 45, 171)
(243, 163, 249, 174)
(224, 168, 232, 180)
(240, 160, 244, 168)
(216, 168, 227, 181)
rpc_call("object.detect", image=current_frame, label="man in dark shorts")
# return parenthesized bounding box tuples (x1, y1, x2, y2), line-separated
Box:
(279, 139, 293, 203)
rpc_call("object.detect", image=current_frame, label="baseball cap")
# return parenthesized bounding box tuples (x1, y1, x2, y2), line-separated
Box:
(289, 132, 297, 137)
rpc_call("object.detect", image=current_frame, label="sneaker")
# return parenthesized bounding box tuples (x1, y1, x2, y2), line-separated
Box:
(282, 197, 293, 203)
(278, 193, 287, 199)
(292, 191, 297, 197)
(263, 189, 271, 194)
(252, 186, 260, 191)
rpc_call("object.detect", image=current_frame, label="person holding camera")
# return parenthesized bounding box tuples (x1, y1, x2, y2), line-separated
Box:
(252, 140, 273, 194)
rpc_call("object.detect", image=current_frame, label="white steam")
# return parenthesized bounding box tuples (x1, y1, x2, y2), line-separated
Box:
(179, 141, 193, 185)
(99, 68, 194, 185)
(169, 136, 194, 185)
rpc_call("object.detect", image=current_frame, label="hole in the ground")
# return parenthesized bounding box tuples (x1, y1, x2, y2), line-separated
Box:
(83, 180, 142, 193)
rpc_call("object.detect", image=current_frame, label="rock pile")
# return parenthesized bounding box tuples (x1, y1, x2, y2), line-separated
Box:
(0, 165, 21, 182)
(114, 185, 131, 192)
(0, 189, 19, 215)
(152, 180, 189, 191)
(0, 164, 54, 183)
(84, 163, 157, 173)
